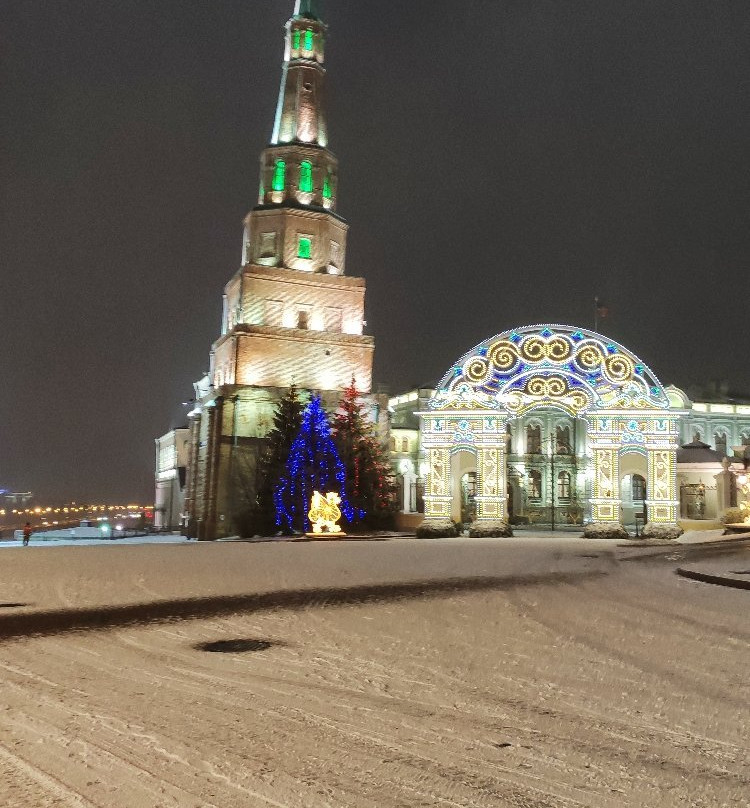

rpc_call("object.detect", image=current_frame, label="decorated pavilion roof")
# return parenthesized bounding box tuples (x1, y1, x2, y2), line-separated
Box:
(430, 324, 671, 415)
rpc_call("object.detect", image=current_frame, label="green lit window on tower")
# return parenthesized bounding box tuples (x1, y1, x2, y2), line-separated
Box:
(292, 29, 301, 50)
(304, 30, 314, 51)
(299, 161, 313, 193)
(271, 160, 286, 192)
(298, 236, 312, 259)
(322, 172, 333, 200)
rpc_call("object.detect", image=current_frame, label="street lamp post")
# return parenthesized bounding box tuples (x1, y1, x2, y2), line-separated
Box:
(550, 437, 556, 533)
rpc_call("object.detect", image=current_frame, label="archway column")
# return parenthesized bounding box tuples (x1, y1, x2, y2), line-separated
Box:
(475, 445, 507, 521)
(423, 444, 453, 520)
(590, 446, 621, 522)
(646, 447, 679, 523)
(586, 416, 622, 522)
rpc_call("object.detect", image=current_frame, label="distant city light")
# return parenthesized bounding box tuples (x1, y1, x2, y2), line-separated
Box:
(1, 503, 154, 523)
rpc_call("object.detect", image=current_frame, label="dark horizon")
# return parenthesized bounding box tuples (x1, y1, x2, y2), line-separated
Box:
(2, 0, 749, 501)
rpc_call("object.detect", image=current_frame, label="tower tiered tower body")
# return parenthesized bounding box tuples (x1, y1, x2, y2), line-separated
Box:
(183, 0, 375, 539)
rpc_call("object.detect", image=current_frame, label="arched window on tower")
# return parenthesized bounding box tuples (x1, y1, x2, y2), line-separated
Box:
(527, 424, 541, 454)
(271, 160, 286, 192)
(299, 161, 313, 193)
(322, 172, 333, 200)
(557, 471, 571, 500)
(304, 30, 314, 51)
(715, 431, 728, 456)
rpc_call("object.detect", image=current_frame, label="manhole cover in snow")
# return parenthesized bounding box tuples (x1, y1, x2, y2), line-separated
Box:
(196, 639, 274, 654)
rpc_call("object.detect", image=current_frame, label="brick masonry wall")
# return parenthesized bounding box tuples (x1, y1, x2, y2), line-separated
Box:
(240, 265, 364, 330)
(234, 329, 373, 391)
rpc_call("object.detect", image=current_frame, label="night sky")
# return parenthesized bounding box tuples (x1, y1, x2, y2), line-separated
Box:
(2, 1, 749, 502)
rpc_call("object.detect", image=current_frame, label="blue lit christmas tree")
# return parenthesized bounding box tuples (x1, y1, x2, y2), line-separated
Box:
(273, 395, 358, 533)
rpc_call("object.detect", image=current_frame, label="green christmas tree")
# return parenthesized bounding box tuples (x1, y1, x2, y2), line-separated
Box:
(332, 379, 398, 528)
(255, 384, 306, 534)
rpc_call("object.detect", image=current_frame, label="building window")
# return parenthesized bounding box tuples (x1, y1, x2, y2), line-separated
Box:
(271, 160, 286, 192)
(264, 299, 283, 327)
(328, 240, 342, 270)
(296, 308, 310, 330)
(298, 236, 312, 259)
(556, 425, 571, 454)
(529, 470, 542, 500)
(401, 438, 409, 452)
(324, 306, 342, 332)
(299, 161, 313, 193)
(557, 471, 571, 500)
(259, 232, 277, 258)
(323, 172, 333, 199)
(527, 424, 541, 454)
(715, 432, 728, 456)
(632, 474, 646, 501)
(304, 29, 314, 51)
(389, 437, 396, 451)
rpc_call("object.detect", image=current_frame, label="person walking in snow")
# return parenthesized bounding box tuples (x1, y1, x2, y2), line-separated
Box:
(22, 522, 32, 546)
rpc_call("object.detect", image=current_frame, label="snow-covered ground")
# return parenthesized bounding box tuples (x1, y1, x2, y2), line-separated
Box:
(0, 538, 747, 806)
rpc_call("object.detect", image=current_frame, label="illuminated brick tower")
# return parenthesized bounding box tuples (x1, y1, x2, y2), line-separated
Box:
(183, 0, 376, 539)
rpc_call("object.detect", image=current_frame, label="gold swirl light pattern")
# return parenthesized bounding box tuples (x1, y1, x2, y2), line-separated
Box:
(576, 344, 603, 370)
(502, 375, 591, 416)
(526, 376, 567, 397)
(487, 341, 519, 372)
(519, 336, 546, 362)
(464, 357, 491, 384)
(603, 354, 635, 383)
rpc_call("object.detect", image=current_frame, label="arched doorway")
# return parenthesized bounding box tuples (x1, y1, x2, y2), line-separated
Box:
(460, 472, 477, 524)
(419, 324, 683, 530)
(621, 473, 647, 526)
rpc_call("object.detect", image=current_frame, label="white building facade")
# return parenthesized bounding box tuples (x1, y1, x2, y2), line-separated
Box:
(154, 428, 190, 530)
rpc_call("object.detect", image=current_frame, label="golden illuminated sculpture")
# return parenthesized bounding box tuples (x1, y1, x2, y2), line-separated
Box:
(307, 491, 345, 536)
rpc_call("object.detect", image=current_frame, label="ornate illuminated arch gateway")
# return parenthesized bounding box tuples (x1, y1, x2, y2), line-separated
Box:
(419, 324, 683, 530)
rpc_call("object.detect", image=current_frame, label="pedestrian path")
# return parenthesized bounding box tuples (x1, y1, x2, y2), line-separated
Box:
(0, 534, 191, 548)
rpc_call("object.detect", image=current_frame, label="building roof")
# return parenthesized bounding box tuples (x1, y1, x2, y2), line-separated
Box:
(676, 438, 727, 465)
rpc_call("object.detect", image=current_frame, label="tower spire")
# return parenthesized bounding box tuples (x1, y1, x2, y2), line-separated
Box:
(271, 1, 328, 147)
(294, 0, 322, 21)
(245, 0, 343, 271)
